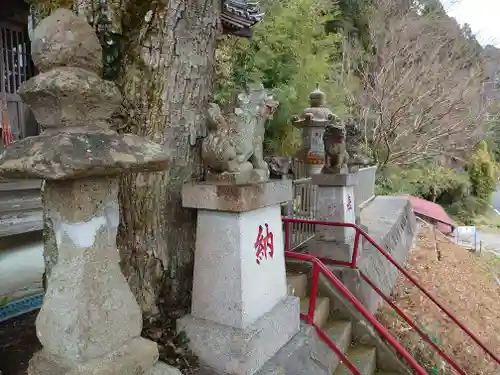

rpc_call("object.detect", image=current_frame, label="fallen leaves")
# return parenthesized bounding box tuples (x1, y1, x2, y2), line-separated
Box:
(377, 224, 500, 375)
(142, 316, 199, 374)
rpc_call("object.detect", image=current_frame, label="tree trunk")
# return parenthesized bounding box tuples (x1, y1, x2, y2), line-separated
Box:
(116, 1, 220, 318)
(31, 0, 221, 318)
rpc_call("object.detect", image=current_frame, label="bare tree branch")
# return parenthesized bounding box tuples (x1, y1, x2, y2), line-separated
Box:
(352, 0, 490, 166)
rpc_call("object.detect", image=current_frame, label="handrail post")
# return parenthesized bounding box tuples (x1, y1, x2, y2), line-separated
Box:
(284, 218, 290, 251)
(308, 263, 320, 325)
(351, 229, 360, 268)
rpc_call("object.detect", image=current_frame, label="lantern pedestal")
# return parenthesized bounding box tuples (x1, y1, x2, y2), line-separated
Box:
(178, 181, 299, 375)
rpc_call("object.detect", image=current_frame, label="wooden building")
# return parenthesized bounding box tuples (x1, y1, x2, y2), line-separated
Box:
(0, 0, 42, 239)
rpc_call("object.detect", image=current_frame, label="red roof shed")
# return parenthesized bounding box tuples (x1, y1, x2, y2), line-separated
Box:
(406, 195, 455, 234)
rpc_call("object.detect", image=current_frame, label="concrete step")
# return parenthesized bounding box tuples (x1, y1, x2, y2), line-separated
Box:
(300, 296, 330, 328)
(324, 320, 353, 372)
(334, 346, 377, 375)
(286, 272, 308, 298)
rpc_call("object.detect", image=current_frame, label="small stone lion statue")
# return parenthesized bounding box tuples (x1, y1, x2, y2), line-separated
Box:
(201, 103, 249, 174)
(201, 84, 278, 182)
(322, 123, 349, 174)
(345, 118, 371, 167)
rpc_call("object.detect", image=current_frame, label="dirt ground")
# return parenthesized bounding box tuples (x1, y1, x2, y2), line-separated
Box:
(377, 223, 500, 375)
(0, 311, 197, 375)
(0, 311, 40, 375)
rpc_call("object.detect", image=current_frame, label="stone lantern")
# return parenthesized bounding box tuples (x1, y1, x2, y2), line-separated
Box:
(291, 87, 338, 177)
(0, 9, 176, 375)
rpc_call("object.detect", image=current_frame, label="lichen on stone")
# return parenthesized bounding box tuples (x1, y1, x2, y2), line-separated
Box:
(0, 8, 170, 180)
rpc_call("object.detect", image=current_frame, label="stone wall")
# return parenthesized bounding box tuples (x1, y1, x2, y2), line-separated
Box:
(355, 166, 377, 208)
(333, 196, 416, 313)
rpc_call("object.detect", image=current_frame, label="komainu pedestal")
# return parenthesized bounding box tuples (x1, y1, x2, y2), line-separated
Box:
(0, 9, 175, 375)
(307, 173, 359, 263)
(179, 180, 300, 375)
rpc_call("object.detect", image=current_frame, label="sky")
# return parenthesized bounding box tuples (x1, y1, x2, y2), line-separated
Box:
(443, 0, 500, 47)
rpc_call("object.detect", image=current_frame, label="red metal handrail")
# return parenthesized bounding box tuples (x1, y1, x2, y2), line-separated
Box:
(298, 262, 362, 374)
(359, 273, 465, 375)
(282, 217, 500, 372)
(283, 218, 363, 267)
(285, 251, 428, 375)
(313, 323, 361, 375)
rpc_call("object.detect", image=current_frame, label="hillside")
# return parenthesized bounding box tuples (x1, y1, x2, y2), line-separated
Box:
(377, 223, 500, 374)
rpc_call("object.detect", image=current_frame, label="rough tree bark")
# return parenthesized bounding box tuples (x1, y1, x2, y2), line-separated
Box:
(116, 1, 220, 318)
(31, 0, 221, 318)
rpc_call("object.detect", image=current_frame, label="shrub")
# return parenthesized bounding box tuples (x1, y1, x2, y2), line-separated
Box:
(376, 165, 470, 204)
(446, 196, 489, 225)
(468, 140, 496, 202)
(214, 0, 349, 156)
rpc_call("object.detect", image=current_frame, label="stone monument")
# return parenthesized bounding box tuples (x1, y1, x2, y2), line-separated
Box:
(322, 122, 350, 174)
(179, 87, 299, 375)
(292, 87, 339, 177)
(0, 9, 176, 375)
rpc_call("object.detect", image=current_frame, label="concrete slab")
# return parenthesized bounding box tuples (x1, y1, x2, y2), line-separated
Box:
(182, 180, 292, 212)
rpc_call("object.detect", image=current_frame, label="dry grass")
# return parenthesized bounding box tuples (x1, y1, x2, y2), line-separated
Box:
(376, 224, 500, 375)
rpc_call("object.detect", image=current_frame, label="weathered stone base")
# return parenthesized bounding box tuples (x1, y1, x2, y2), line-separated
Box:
(311, 172, 357, 187)
(305, 239, 353, 263)
(28, 337, 160, 375)
(206, 169, 252, 184)
(255, 324, 334, 375)
(188, 323, 334, 375)
(205, 168, 269, 184)
(177, 297, 300, 375)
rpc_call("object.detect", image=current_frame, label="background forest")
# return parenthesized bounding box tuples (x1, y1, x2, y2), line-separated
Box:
(214, 0, 500, 224)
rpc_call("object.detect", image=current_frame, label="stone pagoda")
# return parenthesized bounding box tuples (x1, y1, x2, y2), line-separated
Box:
(0, 9, 175, 375)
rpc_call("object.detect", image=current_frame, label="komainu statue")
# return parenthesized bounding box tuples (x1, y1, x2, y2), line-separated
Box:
(345, 118, 371, 168)
(201, 83, 278, 183)
(322, 122, 349, 174)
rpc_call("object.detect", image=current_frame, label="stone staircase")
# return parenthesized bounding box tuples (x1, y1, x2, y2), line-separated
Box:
(286, 271, 406, 375)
